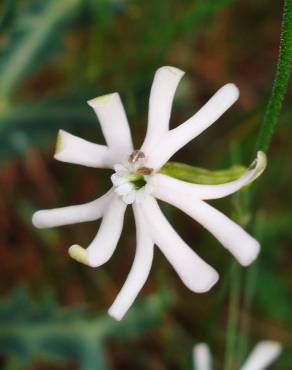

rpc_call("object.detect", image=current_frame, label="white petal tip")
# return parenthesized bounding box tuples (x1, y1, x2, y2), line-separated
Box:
(238, 240, 261, 267)
(86, 248, 110, 268)
(157, 65, 185, 77)
(68, 245, 89, 265)
(197, 269, 219, 293)
(108, 307, 124, 321)
(87, 93, 118, 108)
(259, 340, 282, 353)
(193, 343, 212, 368)
(32, 211, 46, 229)
(247, 151, 267, 184)
(194, 343, 210, 352)
(187, 268, 219, 293)
(242, 340, 282, 370)
(223, 83, 240, 101)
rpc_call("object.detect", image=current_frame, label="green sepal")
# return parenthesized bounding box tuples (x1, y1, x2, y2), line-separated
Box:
(160, 162, 246, 185)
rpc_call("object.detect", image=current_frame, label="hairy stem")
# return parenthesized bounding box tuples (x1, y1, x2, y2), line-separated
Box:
(237, 0, 292, 360)
(256, 0, 292, 152)
(239, 0, 292, 359)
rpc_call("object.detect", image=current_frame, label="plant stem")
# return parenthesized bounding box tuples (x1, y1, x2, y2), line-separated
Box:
(237, 213, 266, 363)
(256, 0, 292, 152)
(223, 144, 245, 370)
(223, 261, 241, 370)
(236, 0, 292, 363)
(236, 261, 257, 363)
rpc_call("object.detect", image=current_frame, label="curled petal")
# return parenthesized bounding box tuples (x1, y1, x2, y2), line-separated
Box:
(153, 188, 260, 266)
(147, 83, 239, 169)
(240, 341, 282, 370)
(140, 196, 219, 293)
(108, 203, 154, 321)
(141, 66, 185, 153)
(54, 130, 116, 168)
(150, 151, 267, 200)
(32, 190, 113, 228)
(69, 195, 127, 267)
(88, 93, 133, 156)
(193, 343, 212, 370)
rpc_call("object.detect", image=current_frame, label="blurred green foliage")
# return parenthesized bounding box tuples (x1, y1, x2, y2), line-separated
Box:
(0, 0, 291, 369)
(0, 0, 237, 161)
(0, 287, 171, 370)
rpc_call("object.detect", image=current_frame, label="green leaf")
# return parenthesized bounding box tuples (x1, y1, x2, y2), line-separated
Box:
(160, 162, 246, 185)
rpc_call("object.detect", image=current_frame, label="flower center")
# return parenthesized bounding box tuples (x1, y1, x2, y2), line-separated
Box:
(111, 150, 153, 204)
(127, 173, 147, 189)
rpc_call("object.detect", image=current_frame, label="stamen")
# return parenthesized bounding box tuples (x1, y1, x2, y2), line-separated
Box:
(128, 150, 145, 163)
(137, 166, 153, 175)
(112, 151, 154, 203)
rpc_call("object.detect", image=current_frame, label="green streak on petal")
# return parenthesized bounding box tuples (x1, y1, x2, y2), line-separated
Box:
(88, 94, 113, 106)
(54, 130, 63, 155)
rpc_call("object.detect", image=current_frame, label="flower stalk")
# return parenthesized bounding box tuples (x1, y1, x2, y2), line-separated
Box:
(224, 261, 242, 370)
(236, 0, 292, 364)
(256, 0, 292, 152)
(222, 2, 292, 365)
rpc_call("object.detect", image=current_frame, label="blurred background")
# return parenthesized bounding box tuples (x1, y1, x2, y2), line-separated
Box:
(0, 0, 291, 369)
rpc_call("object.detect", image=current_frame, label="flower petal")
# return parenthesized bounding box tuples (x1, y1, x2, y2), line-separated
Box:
(54, 130, 116, 168)
(111, 173, 128, 187)
(141, 66, 185, 153)
(115, 182, 134, 196)
(150, 151, 267, 200)
(70, 195, 127, 267)
(240, 341, 282, 370)
(146, 83, 239, 169)
(87, 93, 133, 157)
(32, 189, 113, 228)
(193, 343, 212, 370)
(122, 191, 136, 205)
(140, 196, 219, 293)
(153, 188, 260, 266)
(108, 203, 154, 321)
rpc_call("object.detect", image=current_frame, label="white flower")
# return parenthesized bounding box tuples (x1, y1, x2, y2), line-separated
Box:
(32, 66, 266, 320)
(193, 341, 282, 370)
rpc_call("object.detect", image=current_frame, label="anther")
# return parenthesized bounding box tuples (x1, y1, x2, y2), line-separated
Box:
(137, 167, 153, 175)
(128, 150, 145, 163)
